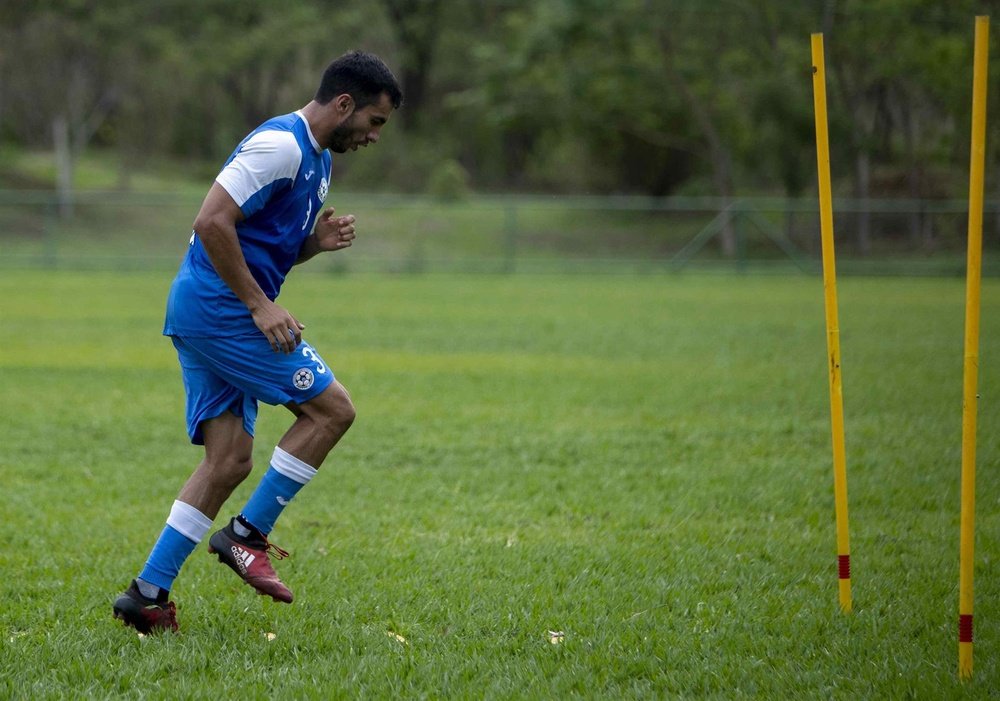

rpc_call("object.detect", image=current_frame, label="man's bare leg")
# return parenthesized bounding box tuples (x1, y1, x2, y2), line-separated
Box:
(115, 411, 254, 631)
(279, 381, 356, 467)
(206, 382, 356, 602)
(178, 411, 255, 518)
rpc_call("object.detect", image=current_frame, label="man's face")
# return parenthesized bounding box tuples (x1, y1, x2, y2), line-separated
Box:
(329, 92, 394, 154)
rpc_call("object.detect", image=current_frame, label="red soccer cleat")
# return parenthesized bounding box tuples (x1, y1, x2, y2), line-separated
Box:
(207, 519, 294, 603)
(113, 581, 179, 634)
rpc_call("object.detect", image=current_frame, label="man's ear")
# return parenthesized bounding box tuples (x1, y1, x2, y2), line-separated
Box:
(334, 94, 354, 116)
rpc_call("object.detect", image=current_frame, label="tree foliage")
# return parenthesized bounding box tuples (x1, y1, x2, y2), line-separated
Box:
(1, 0, 998, 198)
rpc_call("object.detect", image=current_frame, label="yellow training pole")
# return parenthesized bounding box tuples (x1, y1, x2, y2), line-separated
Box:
(811, 33, 852, 614)
(959, 14, 989, 682)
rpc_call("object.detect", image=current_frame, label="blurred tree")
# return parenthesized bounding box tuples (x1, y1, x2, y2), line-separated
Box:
(746, 3, 818, 199)
(643, 0, 817, 254)
(655, 4, 742, 254)
(824, 0, 988, 252)
(379, 0, 444, 131)
(457, 0, 698, 194)
(4, 1, 139, 213)
(0, 0, 997, 236)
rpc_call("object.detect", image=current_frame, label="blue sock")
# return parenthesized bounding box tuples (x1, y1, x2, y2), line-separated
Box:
(139, 526, 197, 592)
(239, 447, 317, 536)
(138, 501, 213, 593)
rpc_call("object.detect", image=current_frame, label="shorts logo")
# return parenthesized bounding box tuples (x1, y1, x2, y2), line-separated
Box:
(293, 368, 315, 390)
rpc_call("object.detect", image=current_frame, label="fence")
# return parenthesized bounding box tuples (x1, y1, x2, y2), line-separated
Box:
(1, 191, 998, 276)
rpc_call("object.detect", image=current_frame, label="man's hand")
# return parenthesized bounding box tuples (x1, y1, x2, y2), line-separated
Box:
(251, 299, 304, 353)
(314, 207, 356, 252)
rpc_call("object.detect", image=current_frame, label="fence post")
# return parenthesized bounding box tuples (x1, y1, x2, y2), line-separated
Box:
(44, 196, 58, 268)
(504, 203, 518, 273)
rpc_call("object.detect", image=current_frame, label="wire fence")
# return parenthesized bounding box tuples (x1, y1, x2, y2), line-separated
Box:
(1, 191, 999, 276)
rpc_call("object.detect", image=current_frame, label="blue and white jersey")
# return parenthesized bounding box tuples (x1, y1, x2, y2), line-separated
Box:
(164, 111, 332, 337)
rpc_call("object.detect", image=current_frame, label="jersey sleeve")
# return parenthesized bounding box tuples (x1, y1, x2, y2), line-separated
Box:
(216, 130, 302, 219)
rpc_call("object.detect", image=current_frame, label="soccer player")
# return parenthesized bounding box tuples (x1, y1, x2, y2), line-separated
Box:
(113, 51, 403, 633)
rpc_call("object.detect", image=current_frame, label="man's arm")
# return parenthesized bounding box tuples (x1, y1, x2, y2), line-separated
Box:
(192, 183, 304, 353)
(296, 207, 357, 265)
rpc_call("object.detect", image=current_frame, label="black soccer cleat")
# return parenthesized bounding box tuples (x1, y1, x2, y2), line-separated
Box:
(113, 580, 179, 634)
(207, 518, 294, 603)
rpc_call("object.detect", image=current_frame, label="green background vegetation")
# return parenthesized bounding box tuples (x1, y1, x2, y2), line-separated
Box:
(3, 1, 1000, 201)
(4, 1, 1000, 268)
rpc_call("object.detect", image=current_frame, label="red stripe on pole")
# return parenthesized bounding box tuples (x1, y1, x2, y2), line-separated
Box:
(960, 615, 974, 643)
(838, 554, 851, 580)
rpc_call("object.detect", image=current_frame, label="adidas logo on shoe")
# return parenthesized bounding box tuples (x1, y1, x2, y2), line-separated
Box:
(231, 545, 256, 574)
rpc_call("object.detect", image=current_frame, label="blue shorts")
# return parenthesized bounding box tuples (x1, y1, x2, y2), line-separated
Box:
(170, 334, 336, 445)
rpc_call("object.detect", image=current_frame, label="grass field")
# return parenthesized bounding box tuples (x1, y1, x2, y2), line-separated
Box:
(1, 269, 999, 698)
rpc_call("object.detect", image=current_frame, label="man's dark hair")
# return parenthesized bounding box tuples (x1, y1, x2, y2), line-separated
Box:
(315, 51, 403, 110)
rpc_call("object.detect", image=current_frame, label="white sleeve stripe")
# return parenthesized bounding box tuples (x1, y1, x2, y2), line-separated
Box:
(271, 446, 318, 484)
(215, 130, 302, 208)
(166, 500, 214, 543)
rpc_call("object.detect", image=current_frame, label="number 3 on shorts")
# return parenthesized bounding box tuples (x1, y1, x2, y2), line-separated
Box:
(301, 344, 327, 374)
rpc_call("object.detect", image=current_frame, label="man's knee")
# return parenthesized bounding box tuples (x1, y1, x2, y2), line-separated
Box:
(311, 383, 356, 437)
(201, 412, 255, 487)
(206, 452, 254, 488)
(323, 390, 356, 435)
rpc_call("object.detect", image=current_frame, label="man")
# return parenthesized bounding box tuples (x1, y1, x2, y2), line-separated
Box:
(113, 51, 403, 633)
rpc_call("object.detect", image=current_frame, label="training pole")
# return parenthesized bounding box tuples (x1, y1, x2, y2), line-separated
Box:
(812, 34, 851, 613)
(811, 33, 852, 614)
(958, 14, 989, 682)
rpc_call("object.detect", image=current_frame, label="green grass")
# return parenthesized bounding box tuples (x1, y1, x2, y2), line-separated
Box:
(1, 270, 999, 698)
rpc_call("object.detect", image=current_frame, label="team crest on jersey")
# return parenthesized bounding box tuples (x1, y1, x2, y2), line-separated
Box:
(293, 368, 315, 390)
(318, 177, 328, 202)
